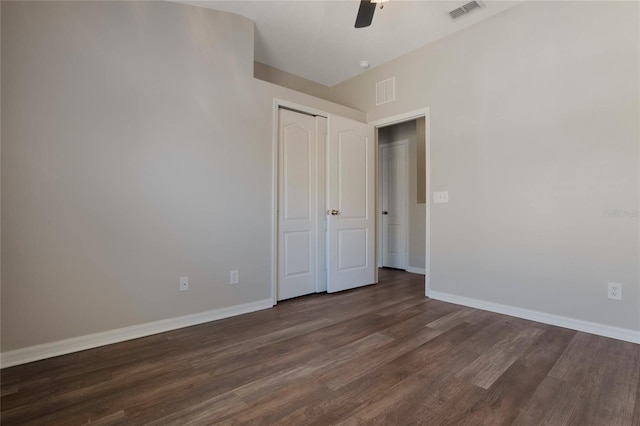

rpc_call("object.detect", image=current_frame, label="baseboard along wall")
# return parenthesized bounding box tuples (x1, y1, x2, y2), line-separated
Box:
(1, 298, 274, 369)
(429, 290, 640, 344)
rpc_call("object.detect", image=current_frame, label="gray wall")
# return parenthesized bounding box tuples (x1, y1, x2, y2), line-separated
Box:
(1, 1, 364, 352)
(378, 120, 426, 270)
(3, 0, 638, 354)
(332, 1, 640, 332)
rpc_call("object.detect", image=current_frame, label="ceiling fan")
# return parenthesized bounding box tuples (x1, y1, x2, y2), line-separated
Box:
(355, 0, 387, 28)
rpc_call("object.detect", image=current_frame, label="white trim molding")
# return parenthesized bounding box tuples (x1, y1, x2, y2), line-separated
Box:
(1, 298, 273, 369)
(406, 267, 426, 275)
(429, 291, 640, 344)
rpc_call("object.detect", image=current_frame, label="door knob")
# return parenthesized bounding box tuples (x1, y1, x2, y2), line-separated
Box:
(330, 209, 339, 216)
(382, 211, 388, 215)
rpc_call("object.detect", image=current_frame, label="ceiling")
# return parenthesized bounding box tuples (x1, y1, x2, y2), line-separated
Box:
(180, 1, 522, 87)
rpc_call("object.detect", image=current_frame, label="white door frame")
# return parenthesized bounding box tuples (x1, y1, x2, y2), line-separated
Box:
(271, 99, 329, 305)
(378, 140, 409, 270)
(370, 108, 431, 298)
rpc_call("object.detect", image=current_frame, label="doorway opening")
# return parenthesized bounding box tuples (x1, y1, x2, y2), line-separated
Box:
(371, 108, 431, 297)
(377, 118, 427, 276)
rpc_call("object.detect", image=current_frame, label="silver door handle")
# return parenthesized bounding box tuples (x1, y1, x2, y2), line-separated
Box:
(327, 209, 339, 216)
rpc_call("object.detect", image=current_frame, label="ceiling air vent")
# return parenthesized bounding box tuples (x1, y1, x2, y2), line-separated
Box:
(449, 1, 482, 19)
(376, 77, 395, 106)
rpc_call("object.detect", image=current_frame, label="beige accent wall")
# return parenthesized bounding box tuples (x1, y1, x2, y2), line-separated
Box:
(1, 1, 364, 352)
(332, 1, 640, 331)
(378, 120, 426, 270)
(254, 61, 330, 100)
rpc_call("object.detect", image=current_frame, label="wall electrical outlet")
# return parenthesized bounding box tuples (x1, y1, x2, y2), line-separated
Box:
(433, 191, 449, 204)
(230, 270, 239, 285)
(607, 282, 622, 300)
(179, 276, 189, 292)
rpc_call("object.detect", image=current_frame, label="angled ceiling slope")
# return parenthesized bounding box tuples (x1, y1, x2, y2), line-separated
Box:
(180, 1, 522, 87)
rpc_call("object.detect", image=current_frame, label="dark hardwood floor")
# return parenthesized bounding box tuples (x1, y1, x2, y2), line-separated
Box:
(2, 269, 639, 425)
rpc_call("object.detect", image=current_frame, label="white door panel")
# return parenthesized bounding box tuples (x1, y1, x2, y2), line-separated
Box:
(278, 109, 316, 300)
(283, 231, 311, 276)
(327, 115, 375, 293)
(283, 129, 311, 220)
(381, 142, 408, 269)
(338, 229, 368, 270)
(338, 136, 368, 218)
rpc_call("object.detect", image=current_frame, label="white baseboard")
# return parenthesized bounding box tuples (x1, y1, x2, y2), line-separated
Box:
(1, 298, 274, 369)
(406, 267, 426, 275)
(429, 290, 640, 345)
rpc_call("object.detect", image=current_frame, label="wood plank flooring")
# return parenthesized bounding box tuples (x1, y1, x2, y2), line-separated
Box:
(2, 269, 639, 425)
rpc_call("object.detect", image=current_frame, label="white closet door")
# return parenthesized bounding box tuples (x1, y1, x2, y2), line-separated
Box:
(326, 114, 376, 293)
(278, 109, 316, 301)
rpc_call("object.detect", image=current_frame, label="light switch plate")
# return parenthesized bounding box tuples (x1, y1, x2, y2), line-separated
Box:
(433, 191, 449, 204)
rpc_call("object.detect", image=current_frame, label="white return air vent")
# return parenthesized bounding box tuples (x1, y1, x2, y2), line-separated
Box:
(376, 77, 395, 105)
(449, 1, 482, 19)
